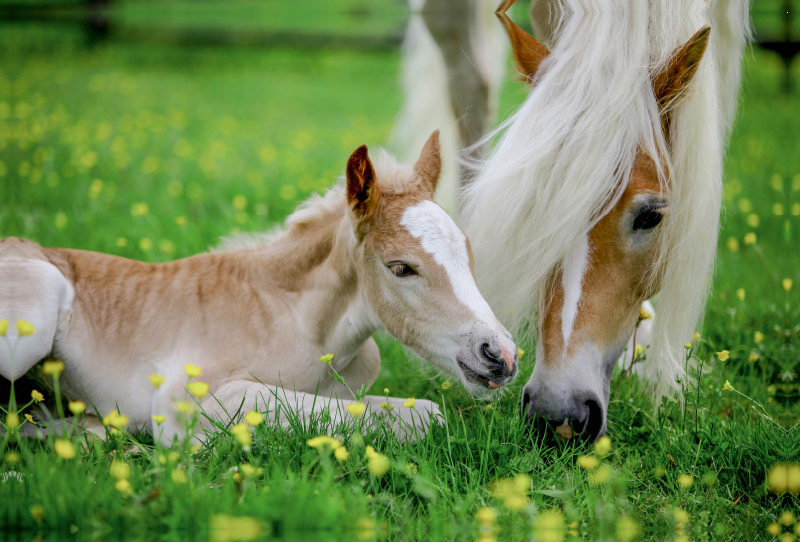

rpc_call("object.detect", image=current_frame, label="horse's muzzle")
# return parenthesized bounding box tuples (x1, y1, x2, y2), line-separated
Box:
(521, 386, 605, 443)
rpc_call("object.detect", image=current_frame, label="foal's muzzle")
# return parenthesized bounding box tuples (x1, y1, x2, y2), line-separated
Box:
(459, 328, 518, 390)
(521, 387, 605, 443)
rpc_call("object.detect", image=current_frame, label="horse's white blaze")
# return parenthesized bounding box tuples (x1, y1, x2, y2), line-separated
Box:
(400, 200, 494, 322)
(560, 234, 589, 345)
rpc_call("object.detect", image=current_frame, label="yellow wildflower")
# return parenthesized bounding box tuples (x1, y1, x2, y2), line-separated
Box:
(152, 415, 167, 425)
(307, 436, 334, 449)
(174, 401, 193, 414)
(16, 319, 35, 336)
(5, 412, 20, 430)
(403, 397, 416, 409)
(677, 474, 693, 488)
(673, 508, 690, 524)
(634, 344, 644, 358)
(595, 436, 611, 457)
(748, 351, 759, 363)
(517, 347, 525, 359)
(367, 453, 390, 477)
(319, 353, 333, 365)
(347, 402, 366, 417)
(186, 382, 209, 398)
(639, 305, 653, 320)
(209, 515, 263, 542)
(171, 469, 187, 484)
(783, 278, 793, 292)
(0, 319, 7, 336)
(4, 452, 19, 464)
(406, 462, 418, 475)
(240, 464, 263, 477)
(743, 232, 756, 245)
(149, 374, 165, 388)
(383, 388, 389, 395)
(68, 401, 86, 415)
(589, 465, 612, 485)
(380, 402, 395, 412)
(115, 479, 132, 494)
(475, 507, 498, 525)
(577, 455, 599, 470)
(31, 390, 44, 402)
(615, 516, 641, 542)
(103, 410, 129, 429)
(231, 423, 252, 446)
(754, 331, 764, 344)
(191, 443, 201, 453)
(767, 462, 800, 494)
(726, 237, 739, 252)
(722, 380, 734, 391)
(244, 410, 263, 426)
(717, 350, 730, 361)
(441, 380, 452, 390)
(736, 288, 745, 301)
(42, 360, 65, 376)
(532, 509, 565, 542)
(492, 473, 531, 510)
(130, 202, 149, 216)
(30, 505, 45, 523)
(54, 439, 76, 460)
(684, 342, 691, 349)
(23, 414, 35, 426)
(334, 446, 349, 461)
(780, 511, 795, 526)
(692, 331, 700, 342)
(109, 460, 130, 480)
(184, 363, 202, 378)
(768, 522, 781, 537)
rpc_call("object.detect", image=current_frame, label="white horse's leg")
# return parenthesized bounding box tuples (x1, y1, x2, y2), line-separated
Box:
(0, 257, 73, 382)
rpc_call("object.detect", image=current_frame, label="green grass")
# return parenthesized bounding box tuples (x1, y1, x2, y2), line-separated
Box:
(1, 16, 799, 542)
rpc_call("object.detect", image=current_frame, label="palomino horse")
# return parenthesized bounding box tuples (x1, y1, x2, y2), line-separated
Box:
(0, 132, 518, 443)
(463, 0, 749, 440)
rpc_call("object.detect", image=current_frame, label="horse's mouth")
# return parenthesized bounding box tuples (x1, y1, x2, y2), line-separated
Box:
(457, 359, 496, 389)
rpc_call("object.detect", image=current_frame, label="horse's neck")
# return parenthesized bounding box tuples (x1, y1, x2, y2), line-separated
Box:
(252, 211, 381, 363)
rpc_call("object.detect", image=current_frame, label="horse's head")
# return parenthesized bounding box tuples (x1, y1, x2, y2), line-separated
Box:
(497, 3, 711, 440)
(345, 132, 518, 394)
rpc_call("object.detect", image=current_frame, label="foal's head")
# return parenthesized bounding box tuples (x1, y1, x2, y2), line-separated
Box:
(498, 6, 711, 439)
(346, 132, 518, 394)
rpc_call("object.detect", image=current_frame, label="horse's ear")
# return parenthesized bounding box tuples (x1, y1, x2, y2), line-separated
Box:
(414, 130, 441, 196)
(346, 144, 378, 219)
(497, 0, 550, 81)
(653, 25, 711, 120)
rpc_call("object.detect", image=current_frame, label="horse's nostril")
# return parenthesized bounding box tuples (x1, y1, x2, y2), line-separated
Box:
(581, 399, 604, 442)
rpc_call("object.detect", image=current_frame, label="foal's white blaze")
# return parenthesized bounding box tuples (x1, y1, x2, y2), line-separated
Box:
(560, 234, 590, 344)
(400, 200, 495, 323)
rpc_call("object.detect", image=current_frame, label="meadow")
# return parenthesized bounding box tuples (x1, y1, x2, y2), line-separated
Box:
(1, 6, 799, 542)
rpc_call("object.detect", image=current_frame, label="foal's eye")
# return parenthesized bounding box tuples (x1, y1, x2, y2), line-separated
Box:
(389, 263, 417, 277)
(632, 208, 664, 231)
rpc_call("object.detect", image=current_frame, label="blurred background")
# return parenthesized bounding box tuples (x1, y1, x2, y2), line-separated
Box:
(0, 1, 798, 411)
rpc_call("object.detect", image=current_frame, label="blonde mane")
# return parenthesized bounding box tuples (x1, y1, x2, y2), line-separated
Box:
(463, 0, 749, 404)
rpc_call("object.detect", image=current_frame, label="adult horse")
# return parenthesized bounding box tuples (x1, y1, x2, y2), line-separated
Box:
(0, 133, 518, 443)
(462, 0, 750, 440)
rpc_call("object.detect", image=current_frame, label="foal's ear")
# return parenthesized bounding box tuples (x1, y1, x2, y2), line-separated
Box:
(414, 130, 441, 196)
(346, 144, 378, 218)
(653, 25, 711, 118)
(497, 0, 550, 81)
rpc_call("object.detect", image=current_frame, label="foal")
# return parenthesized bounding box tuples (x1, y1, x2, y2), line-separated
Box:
(0, 132, 518, 443)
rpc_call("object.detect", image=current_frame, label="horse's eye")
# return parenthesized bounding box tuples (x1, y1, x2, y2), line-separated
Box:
(389, 263, 416, 277)
(633, 209, 664, 231)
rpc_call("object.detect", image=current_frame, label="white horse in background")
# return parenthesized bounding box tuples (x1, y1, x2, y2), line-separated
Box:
(461, 0, 750, 440)
(0, 132, 518, 443)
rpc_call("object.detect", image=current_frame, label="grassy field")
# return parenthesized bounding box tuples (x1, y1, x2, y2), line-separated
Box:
(1, 10, 799, 542)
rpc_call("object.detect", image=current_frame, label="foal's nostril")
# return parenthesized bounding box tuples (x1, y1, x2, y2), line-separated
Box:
(481, 343, 503, 364)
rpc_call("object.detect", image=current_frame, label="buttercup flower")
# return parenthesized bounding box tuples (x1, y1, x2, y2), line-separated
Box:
(110, 460, 130, 480)
(240, 464, 263, 477)
(367, 452, 390, 477)
(517, 347, 525, 359)
(54, 439, 76, 460)
(348, 402, 366, 417)
(152, 415, 167, 425)
(68, 401, 86, 415)
(717, 350, 730, 361)
(231, 423, 252, 446)
(319, 353, 333, 365)
(754, 331, 764, 344)
(577, 455, 599, 470)
(673, 508, 690, 524)
(24, 414, 35, 425)
(209, 515, 263, 542)
(4, 412, 19, 430)
(150, 374, 165, 388)
(334, 446, 349, 461)
(532, 509, 565, 542)
(748, 351, 759, 362)
(639, 306, 653, 320)
(184, 363, 202, 378)
(492, 473, 531, 510)
(743, 232, 756, 245)
(42, 360, 65, 376)
(16, 320, 35, 336)
(174, 401, 193, 414)
(403, 398, 415, 409)
(590, 465, 613, 485)
(475, 507, 498, 525)
(103, 410, 129, 429)
(244, 410, 263, 426)
(0, 319, 8, 336)
(31, 390, 44, 402)
(380, 402, 395, 412)
(723, 380, 734, 391)
(677, 474, 693, 488)
(186, 382, 209, 398)
(115, 479, 132, 494)
(780, 511, 795, 526)
(171, 469, 187, 484)
(692, 331, 700, 342)
(615, 516, 641, 542)
(783, 278, 793, 292)
(595, 436, 611, 457)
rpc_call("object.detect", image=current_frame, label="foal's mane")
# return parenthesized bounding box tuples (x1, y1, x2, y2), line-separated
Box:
(216, 149, 420, 253)
(463, 0, 749, 404)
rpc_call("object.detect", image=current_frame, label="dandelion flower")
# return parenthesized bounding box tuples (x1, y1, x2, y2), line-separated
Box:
(722, 380, 734, 391)
(0, 319, 7, 336)
(184, 363, 202, 378)
(577, 455, 599, 470)
(615, 516, 641, 542)
(244, 410, 263, 426)
(186, 382, 209, 398)
(171, 469, 187, 484)
(68, 401, 86, 415)
(231, 423, 252, 446)
(16, 320, 35, 336)
(152, 415, 167, 425)
(677, 474, 693, 488)
(717, 350, 730, 361)
(5, 412, 20, 430)
(334, 446, 349, 461)
(403, 398, 415, 409)
(783, 278, 793, 292)
(54, 439, 75, 460)
(31, 390, 44, 402)
(595, 436, 611, 457)
(348, 402, 366, 417)
(319, 353, 333, 365)
(149, 374, 165, 388)
(532, 509, 564, 542)
(42, 360, 65, 376)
